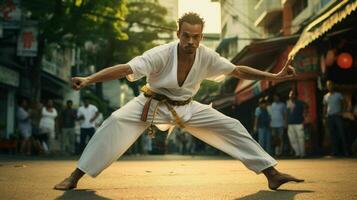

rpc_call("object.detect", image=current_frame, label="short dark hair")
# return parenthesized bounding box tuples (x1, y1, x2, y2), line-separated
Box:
(290, 88, 298, 96)
(177, 12, 205, 32)
(259, 97, 267, 104)
(66, 100, 73, 104)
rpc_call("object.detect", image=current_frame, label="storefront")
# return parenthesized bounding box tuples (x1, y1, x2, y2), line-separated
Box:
(0, 65, 19, 138)
(213, 0, 357, 155)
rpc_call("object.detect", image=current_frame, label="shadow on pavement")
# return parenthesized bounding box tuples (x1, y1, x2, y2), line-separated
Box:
(55, 189, 111, 200)
(235, 189, 314, 200)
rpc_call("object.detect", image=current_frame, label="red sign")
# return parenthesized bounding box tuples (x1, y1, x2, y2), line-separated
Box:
(0, 0, 16, 20)
(17, 21, 38, 57)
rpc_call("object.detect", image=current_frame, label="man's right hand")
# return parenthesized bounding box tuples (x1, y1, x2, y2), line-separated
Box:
(72, 77, 90, 90)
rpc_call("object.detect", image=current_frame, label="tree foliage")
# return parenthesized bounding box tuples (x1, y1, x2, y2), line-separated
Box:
(21, 0, 129, 102)
(114, 0, 176, 95)
(22, 0, 128, 46)
(21, 0, 175, 100)
(115, 0, 176, 63)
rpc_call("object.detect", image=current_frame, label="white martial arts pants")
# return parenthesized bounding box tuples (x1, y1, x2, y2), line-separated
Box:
(287, 124, 305, 157)
(78, 94, 277, 177)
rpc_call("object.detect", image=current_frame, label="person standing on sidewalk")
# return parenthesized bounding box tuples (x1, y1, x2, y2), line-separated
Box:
(54, 12, 303, 191)
(323, 80, 348, 156)
(17, 99, 32, 155)
(60, 100, 77, 154)
(254, 98, 272, 155)
(270, 94, 287, 157)
(77, 98, 99, 153)
(39, 99, 58, 152)
(286, 90, 307, 158)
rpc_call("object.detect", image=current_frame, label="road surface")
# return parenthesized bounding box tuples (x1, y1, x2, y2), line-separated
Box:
(0, 155, 356, 200)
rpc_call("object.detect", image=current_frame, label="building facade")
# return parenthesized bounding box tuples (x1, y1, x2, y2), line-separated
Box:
(0, 0, 73, 139)
(214, 0, 357, 156)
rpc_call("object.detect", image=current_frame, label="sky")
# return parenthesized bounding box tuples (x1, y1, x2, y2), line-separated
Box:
(178, 0, 221, 34)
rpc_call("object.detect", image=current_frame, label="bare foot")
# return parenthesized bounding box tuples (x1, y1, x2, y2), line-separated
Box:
(268, 172, 304, 190)
(53, 177, 77, 190)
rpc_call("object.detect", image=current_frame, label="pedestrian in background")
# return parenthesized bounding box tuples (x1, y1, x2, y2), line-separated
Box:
(39, 99, 58, 153)
(323, 80, 348, 156)
(77, 97, 99, 153)
(17, 99, 32, 155)
(30, 101, 46, 154)
(287, 90, 307, 158)
(60, 100, 77, 154)
(254, 97, 272, 155)
(270, 94, 287, 157)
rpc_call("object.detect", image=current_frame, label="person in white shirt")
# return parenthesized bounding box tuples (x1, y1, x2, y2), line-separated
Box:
(55, 12, 303, 191)
(39, 99, 58, 152)
(17, 99, 32, 155)
(77, 98, 99, 152)
(323, 80, 348, 156)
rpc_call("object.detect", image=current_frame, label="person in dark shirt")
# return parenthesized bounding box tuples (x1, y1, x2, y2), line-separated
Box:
(286, 90, 308, 158)
(254, 98, 272, 155)
(60, 100, 77, 154)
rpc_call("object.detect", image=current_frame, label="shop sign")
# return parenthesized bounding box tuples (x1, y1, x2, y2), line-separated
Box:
(0, 65, 19, 87)
(0, 0, 21, 29)
(17, 21, 38, 57)
(292, 48, 318, 73)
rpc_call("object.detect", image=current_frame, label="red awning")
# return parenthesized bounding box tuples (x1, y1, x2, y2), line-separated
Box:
(232, 35, 298, 105)
(288, 0, 357, 60)
(233, 37, 319, 105)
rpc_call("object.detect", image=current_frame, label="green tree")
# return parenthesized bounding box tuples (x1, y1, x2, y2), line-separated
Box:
(21, 0, 128, 102)
(114, 0, 176, 95)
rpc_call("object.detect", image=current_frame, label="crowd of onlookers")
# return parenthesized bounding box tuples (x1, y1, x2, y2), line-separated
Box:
(14, 97, 212, 156)
(11, 80, 357, 157)
(254, 90, 308, 158)
(16, 97, 103, 155)
(254, 81, 357, 158)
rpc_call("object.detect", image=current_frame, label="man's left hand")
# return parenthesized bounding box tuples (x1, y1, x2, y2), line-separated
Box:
(275, 64, 296, 80)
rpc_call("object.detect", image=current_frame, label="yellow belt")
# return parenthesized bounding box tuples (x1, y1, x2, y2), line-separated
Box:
(140, 85, 191, 138)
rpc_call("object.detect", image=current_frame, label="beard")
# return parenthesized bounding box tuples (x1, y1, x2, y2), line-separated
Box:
(183, 45, 196, 54)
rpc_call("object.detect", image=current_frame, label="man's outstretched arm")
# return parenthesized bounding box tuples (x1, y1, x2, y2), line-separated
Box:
(230, 65, 296, 81)
(71, 64, 133, 90)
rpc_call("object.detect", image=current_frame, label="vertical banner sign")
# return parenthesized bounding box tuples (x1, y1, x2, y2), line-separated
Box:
(0, 0, 21, 29)
(17, 21, 38, 57)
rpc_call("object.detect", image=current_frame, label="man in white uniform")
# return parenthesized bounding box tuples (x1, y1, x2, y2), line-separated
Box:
(55, 13, 303, 191)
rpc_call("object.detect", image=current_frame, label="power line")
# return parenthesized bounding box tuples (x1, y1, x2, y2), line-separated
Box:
(225, 0, 258, 24)
(221, 4, 262, 37)
(85, 11, 176, 31)
(23, 2, 177, 32)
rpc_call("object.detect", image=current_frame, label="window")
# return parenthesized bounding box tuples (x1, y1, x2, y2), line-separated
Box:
(292, 0, 308, 19)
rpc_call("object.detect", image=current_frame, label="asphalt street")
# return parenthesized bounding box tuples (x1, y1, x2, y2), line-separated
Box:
(0, 155, 356, 200)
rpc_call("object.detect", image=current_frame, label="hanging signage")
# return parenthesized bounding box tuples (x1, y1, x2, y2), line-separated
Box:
(292, 48, 318, 73)
(17, 21, 38, 57)
(0, 0, 21, 29)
